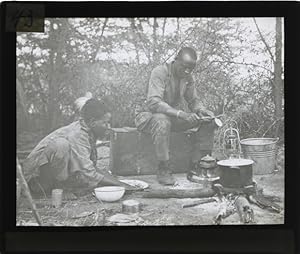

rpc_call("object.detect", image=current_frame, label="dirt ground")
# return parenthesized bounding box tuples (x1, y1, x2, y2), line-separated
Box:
(16, 146, 284, 226)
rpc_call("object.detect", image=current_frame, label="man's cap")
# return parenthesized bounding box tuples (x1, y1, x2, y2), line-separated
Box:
(74, 92, 93, 112)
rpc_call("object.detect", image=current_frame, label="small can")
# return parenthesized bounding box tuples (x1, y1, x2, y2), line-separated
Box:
(52, 189, 63, 208)
(122, 200, 140, 214)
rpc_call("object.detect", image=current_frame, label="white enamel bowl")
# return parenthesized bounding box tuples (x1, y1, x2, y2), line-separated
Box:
(94, 186, 125, 202)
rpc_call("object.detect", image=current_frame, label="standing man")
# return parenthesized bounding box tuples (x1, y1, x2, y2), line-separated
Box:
(135, 47, 216, 185)
(24, 98, 136, 198)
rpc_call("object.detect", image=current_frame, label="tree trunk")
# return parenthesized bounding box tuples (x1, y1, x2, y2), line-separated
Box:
(162, 18, 167, 37)
(273, 17, 283, 137)
(47, 20, 69, 132)
(177, 18, 180, 34)
(152, 18, 159, 63)
(16, 78, 29, 125)
(48, 49, 60, 132)
(129, 19, 140, 65)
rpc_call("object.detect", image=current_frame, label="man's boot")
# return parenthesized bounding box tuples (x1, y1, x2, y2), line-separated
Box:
(157, 161, 175, 185)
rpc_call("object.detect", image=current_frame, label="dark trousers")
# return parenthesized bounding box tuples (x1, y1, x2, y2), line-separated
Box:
(137, 113, 215, 162)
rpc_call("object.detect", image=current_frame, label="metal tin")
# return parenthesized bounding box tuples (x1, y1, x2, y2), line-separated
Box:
(122, 199, 140, 214)
(52, 189, 63, 208)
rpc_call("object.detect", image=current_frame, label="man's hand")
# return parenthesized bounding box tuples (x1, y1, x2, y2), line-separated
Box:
(99, 173, 140, 191)
(179, 111, 200, 125)
(121, 182, 141, 192)
(197, 109, 215, 119)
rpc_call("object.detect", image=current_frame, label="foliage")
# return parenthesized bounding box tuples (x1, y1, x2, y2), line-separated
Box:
(16, 17, 284, 142)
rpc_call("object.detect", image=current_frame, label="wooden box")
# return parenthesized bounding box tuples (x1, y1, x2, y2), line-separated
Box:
(109, 127, 194, 176)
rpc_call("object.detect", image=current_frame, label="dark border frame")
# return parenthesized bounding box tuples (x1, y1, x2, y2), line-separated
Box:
(1, 1, 299, 253)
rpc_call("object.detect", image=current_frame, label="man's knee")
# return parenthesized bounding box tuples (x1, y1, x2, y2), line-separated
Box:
(151, 113, 171, 136)
(152, 113, 170, 121)
(44, 138, 71, 181)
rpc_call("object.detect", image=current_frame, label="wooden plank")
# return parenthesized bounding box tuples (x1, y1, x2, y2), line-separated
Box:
(16, 158, 43, 226)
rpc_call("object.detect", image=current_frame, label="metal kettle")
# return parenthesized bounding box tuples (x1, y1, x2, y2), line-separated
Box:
(199, 154, 217, 169)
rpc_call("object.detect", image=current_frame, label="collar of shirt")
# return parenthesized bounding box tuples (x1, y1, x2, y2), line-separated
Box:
(168, 61, 174, 80)
(79, 118, 96, 141)
(168, 61, 191, 99)
(168, 61, 190, 82)
(79, 118, 90, 132)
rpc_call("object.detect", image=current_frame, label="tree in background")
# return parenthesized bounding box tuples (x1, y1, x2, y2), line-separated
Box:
(16, 18, 284, 144)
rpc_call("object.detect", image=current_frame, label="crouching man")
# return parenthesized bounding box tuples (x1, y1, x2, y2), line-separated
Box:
(24, 98, 136, 198)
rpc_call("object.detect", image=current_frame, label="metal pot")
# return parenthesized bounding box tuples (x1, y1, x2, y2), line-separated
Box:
(217, 158, 254, 188)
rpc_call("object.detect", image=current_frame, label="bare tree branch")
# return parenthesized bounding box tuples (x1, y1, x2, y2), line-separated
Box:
(118, 18, 204, 92)
(100, 18, 108, 39)
(208, 59, 273, 73)
(17, 78, 29, 119)
(199, 21, 210, 62)
(152, 18, 158, 62)
(162, 18, 167, 37)
(129, 18, 152, 63)
(162, 18, 202, 63)
(74, 28, 98, 46)
(253, 18, 276, 63)
(262, 117, 283, 137)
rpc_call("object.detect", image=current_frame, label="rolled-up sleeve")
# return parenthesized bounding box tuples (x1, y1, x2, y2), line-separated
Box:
(184, 77, 205, 113)
(147, 66, 173, 113)
(70, 134, 104, 188)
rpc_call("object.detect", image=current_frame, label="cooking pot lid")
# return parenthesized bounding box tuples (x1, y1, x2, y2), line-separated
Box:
(217, 158, 254, 167)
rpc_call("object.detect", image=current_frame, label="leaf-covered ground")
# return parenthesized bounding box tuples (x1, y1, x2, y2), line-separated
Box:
(16, 146, 284, 226)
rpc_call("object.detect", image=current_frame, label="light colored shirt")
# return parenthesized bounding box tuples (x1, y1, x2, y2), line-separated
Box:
(135, 62, 205, 129)
(23, 120, 104, 187)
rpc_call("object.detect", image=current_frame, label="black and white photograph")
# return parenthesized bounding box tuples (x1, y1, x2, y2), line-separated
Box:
(16, 17, 284, 226)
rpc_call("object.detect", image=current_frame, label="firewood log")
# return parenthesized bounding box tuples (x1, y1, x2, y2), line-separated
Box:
(235, 195, 254, 224)
(248, 193, 282, 213)
(213, 197, 236, 225)
(142, 188, 215, 199)
(182, 197, 216, 208)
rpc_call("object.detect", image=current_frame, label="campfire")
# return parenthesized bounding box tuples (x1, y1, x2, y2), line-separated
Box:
(193, 121, 282, 224)
(142, 121, 282, 225)
(212, 182, 282, 225)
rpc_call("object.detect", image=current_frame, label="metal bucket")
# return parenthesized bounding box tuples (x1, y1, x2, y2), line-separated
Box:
(240, 138, 279, 175)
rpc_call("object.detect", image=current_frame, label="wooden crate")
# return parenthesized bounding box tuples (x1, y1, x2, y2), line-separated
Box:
(109, 127, 194, 176)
